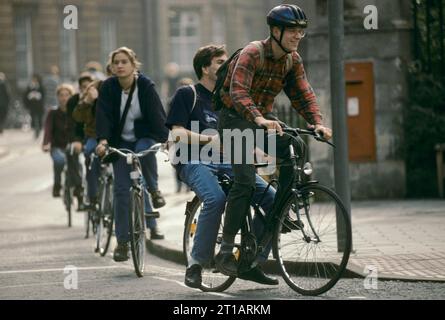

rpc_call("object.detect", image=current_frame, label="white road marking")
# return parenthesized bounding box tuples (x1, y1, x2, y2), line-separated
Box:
(0, 279, 102, 290)
(0, 265, 129, 275)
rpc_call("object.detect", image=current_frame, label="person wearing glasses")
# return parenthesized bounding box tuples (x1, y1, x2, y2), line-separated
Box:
(214, 4, 333, 276)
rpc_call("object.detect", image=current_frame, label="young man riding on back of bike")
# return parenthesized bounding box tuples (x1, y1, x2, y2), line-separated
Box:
(214, 4, 333, 277)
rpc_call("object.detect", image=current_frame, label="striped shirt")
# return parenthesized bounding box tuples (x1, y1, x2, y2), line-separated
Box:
(220, 37, 323, 125)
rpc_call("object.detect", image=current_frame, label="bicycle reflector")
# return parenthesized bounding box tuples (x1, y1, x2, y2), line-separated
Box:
(303, 162, 313, 176)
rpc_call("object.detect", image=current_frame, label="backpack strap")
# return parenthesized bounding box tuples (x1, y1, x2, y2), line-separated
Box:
(189, 84, 197, 113)
(251, 41, 265, 74)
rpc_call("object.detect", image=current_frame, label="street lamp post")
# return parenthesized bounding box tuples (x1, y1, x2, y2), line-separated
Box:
(328, 0, 353, 252)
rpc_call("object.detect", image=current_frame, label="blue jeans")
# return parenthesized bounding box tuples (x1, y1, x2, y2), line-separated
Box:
(50, 148, 66, 187)
(112, 138, 159, 243)
(178, 163, 276, 265)
(84, 138, 101, 201)
(50, 147, 82, 189)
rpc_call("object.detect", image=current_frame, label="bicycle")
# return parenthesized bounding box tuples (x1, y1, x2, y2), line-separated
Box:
(183, 124, 352, 296)
(104, 143, 166, 277)
(85, 153, 115, 256)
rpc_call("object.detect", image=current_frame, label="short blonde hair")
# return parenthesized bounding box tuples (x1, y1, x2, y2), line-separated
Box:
(108, 47, 142, 70)
(56, 83, 75, 96)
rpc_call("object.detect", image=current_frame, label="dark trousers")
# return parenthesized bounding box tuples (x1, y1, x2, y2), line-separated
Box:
(218, 108, 295, 243)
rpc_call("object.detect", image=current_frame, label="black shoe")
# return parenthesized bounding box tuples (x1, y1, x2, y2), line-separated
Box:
(113, 242, 129, 262)
(77, 199, 87, 212)
(150, 190, 166, 209)
(238, 265, 279, 285)
(52, 184, 61, 198)
(150, 227, 165, 240)
(73, 186, 84, 198)
(214, 251, 238, 277)
(184, 264, 202, 289)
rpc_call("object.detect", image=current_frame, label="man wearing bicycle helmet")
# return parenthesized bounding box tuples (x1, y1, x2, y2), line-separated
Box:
(215, 4, 332, 276)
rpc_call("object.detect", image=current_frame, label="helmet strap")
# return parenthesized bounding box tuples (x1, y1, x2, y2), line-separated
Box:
(270, 27, 292, 54)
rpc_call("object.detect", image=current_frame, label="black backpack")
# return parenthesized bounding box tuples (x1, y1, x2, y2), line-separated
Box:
(212, 41, 293, 111)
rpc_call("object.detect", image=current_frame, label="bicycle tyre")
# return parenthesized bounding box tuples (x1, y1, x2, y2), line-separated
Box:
(183, 196, 236, 292)
(63, 183, 72, 228)
(273, 184, 352, 296)
(84, 211, 91, 239)
(99, 181, 114, 257)
(129, 189, 146, 277)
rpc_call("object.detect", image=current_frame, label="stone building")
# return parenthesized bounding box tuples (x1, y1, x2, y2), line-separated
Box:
(0, 0, 419, 199)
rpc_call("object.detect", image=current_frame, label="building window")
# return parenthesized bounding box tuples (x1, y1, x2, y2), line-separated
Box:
(60, 28, 77, 82)
(14, 13, 33, 88)
(169, 9, 201, 71)
(101, 17, 117, 66)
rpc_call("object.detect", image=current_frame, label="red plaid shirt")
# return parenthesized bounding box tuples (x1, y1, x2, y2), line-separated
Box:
(220, 38, 323, 125)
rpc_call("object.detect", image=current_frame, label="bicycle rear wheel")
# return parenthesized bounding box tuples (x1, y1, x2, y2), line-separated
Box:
(99, 181, 114, 257)
(129, 189, 146, 277)
(273, 184, 352, 296)
(183, 196, 236, 292)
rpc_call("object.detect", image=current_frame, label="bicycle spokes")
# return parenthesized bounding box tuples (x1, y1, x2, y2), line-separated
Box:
(275, 185, 352, 296)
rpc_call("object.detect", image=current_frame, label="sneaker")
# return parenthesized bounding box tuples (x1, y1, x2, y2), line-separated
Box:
(150, 227, 165, 240)
(52, 184, 61, 198)
(238, 265, 279, 285)
(184, 264, 202, 289)
(214, 251, 238, 277)
(113, 242, 129, 262)
(150, 190, 166, 209)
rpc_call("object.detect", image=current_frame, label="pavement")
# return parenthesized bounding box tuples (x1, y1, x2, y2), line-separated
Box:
(2, 129, 445, 284)
(149, 157, 445, 284)
(149, 193, 445, 283)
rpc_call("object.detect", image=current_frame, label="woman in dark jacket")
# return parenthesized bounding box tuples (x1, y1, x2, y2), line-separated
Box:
(96, 47, 169, 262)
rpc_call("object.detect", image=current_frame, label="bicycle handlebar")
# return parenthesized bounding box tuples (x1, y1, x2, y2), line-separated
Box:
(106, 143, 167, 159)
(282, 127, 335, 147)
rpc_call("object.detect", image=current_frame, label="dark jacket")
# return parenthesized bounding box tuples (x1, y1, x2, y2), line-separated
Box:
(43, 108, 76, 149)
(23, 84, 45, 114)
(72, 80, 103, 139)
(66, 94, 86, 143)
(96, 74, 168, 147)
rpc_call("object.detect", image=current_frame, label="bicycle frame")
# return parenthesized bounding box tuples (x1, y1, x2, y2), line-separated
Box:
(240, 128, 332, 267)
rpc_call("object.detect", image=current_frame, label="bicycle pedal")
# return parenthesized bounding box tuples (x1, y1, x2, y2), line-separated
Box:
(145, 212, 160, 219)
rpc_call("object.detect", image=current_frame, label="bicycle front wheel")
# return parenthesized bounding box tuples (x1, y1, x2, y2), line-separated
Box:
(273, 184, 352, 296)
(183, 196, 236, 292)
(129, 189, 146, 277)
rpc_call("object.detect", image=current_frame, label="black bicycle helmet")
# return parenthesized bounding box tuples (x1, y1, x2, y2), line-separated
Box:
(267, 4, 308, 29)
(267, 4, 308, 53)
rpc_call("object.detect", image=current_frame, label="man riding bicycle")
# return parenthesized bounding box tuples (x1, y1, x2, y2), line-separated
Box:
(214, 4, 333, 276)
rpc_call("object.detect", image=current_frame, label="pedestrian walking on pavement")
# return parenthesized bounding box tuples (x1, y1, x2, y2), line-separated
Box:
(0, 72, 11, 134)
(23, 74, 45, 139)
